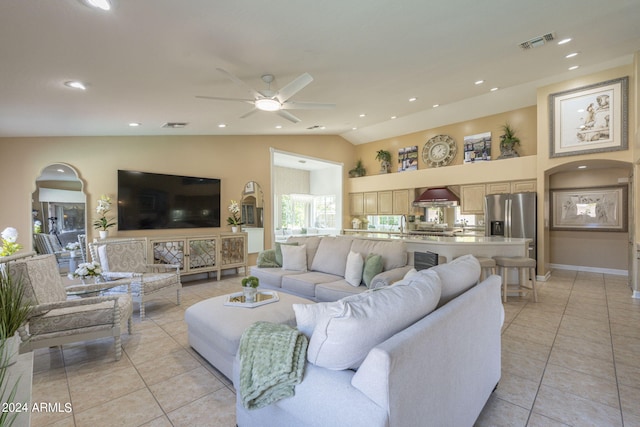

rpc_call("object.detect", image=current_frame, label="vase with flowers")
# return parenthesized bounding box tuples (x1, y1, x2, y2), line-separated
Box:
(227, 199, 243, 232)
(73, 261, 103, 284)
(93, 194, 116, 239)
(0, 227, 22, 257)
(65, 242, 80, 258)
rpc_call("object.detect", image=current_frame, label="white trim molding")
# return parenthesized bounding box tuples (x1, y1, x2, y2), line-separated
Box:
(550, 263, 628, 277)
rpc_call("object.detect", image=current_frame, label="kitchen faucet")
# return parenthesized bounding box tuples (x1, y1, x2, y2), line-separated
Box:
(399, 214, 407, 235)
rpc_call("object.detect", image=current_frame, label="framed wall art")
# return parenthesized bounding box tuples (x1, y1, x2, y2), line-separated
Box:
(463, 132, 491, 163)
(549, 76, 628, 158)
(550, 185, 628, 232)
(398, 146, 418, 172)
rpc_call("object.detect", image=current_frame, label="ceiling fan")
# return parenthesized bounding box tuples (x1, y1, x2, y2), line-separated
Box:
(196, 68, 335, 123)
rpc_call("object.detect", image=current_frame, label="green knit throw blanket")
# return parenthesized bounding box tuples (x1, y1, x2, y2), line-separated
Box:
(239, 321, 308, 410)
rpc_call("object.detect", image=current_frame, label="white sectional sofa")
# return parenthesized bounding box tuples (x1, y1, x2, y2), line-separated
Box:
(249, 235, 413, 301)
(234, 255, 504, 427)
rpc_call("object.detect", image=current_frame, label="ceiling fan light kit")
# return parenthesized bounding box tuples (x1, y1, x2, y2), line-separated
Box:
(197, 68, 335, 123)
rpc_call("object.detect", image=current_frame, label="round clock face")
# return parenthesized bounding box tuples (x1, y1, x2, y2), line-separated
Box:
(422, 135, 457, 168)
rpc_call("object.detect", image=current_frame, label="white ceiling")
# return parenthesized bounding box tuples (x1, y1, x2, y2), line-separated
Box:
(1, 0, 639, 144)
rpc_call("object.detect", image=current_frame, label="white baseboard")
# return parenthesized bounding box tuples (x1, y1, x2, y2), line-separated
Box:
(536, 271, 552, 282)
(549, 263, 628, 277)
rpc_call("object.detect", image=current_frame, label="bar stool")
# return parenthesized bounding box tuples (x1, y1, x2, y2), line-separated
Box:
(474, 256, 496, 281)
(493, 256, 537, 303)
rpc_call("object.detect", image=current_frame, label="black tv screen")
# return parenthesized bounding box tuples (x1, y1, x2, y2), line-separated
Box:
(118, 170, 221, 230)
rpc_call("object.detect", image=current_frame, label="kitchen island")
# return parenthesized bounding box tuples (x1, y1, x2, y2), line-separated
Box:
(344, 232, 532, 264)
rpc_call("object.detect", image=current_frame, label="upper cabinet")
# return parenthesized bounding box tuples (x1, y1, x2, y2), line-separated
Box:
(485, 182, 511, 194)
(350, 193, 364, 216)
(486, 180, 537, 195)
(460, 184, 486, 214)
(377, 191, 393, 215)
(392, 189, 410, 215)
(511, 180, 537, 193)
(363, 192, 378, 215)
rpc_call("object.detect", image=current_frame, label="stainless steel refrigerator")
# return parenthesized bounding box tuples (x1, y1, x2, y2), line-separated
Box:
(485, 192, 537, 262)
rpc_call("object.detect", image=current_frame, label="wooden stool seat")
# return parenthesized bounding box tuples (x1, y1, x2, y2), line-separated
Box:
(493, 256, 537, 303)
(475, 256, 496, 281)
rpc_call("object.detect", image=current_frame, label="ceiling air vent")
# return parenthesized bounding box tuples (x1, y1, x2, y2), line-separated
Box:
(519, 32, 555, 50)
(162, 122, 188, 128)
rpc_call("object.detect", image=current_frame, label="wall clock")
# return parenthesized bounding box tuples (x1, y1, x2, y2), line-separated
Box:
(422, 134, 457, 168)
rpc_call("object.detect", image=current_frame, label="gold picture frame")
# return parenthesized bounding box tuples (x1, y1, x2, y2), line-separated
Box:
(550, 186, 628, 232)
(549, 77, 628, 158)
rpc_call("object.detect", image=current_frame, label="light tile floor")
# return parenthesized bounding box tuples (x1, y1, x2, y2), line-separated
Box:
(29, 270, 640, 427)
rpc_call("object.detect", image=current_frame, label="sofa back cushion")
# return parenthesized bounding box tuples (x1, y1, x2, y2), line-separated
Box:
(306, 269, 442, 370)
(429, 254, 481, 307)
(287, 236, 322, 267)
(350, 239, 407, 271)
(310, 237, 353, 276)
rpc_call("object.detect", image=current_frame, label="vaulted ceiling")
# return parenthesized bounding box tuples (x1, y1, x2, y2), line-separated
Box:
(1, 0, 639, 144)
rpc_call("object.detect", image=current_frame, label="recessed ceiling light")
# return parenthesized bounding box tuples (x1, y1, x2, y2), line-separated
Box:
(408, 97, 417, 102)
(558, 38, 572, 45)
(84, 0, 112, 11)
(64, 81, 86, 90)
(359, 113, 366, 118)
(128, 122, 140, 127)
(432, 104, 439, 108)
(490, 87, 499, 92)
(390, 116, 397, 120)
(568, 65, 580, 71)
(578, 165, 587, 169)
(352, 127, 358, 130)
(320, 126, 326, 130)
(474, 80, 484, 85)
(217, 123, 226, 128)
(275, 125, 282, 129)
(565, 52, 579, 58)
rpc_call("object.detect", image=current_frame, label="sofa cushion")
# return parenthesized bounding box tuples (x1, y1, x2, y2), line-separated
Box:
(306, 270, 442, 370)
(428, 254, 481, 307)
(345, 251, 364, 287)
(315, 280, 369, 303)
(310, 237, 353, 276)
(350, 239, 407, 271)
(294, 291, 371, 337)
(362, 253, 383, 288)
(282, 271, 344, 299)
(249, 266, 303, 289)
(287, 236, 322, 268)
(281, 244, 308, 272)
(275, 242, 298, 266)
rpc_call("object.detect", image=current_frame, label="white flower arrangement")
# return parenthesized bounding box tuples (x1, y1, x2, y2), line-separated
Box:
(73, 261, 102, 279)
(65, 242, 81, 251)
(227, 200, 242, 226)
(0, 227, 22, 256)
(93, 194, 117, 231)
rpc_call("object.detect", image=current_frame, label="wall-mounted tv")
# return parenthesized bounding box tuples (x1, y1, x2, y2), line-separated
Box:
(118, 170, 221, 230)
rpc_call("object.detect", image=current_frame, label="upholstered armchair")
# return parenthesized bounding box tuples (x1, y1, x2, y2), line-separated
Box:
(5, 254, 133, 360)
(32, 233, 70, 269)
(89, 238, 181, 320)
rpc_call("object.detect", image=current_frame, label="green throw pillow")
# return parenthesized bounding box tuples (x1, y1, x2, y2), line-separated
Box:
(362, 253, 383, 288)
(256, 249, 280, 268)
(275, 242, 299, 267)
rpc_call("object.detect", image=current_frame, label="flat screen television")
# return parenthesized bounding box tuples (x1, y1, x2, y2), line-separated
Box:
(117, 170, 221, 230)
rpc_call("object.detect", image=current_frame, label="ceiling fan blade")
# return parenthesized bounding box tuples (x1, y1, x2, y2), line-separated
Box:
(240, 108, 259, 119)
(277, 110, 301, 123)
(281, 100, 336, 110)
(196, 95, 255, 104)
(216, 68, 262, 99)
(276, 73, 313, 103)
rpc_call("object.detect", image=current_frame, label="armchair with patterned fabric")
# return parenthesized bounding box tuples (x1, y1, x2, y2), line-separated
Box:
(88, 238, 181, 320)
(3, 254, 133, 360)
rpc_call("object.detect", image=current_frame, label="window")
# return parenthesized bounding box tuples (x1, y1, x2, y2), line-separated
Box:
(366, 215, 401, 230)
(280, 194, 336, 231)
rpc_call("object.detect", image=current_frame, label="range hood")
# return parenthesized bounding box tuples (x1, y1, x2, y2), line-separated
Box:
(413, 187, 460, 207)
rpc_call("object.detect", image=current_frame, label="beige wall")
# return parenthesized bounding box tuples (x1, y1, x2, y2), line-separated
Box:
(0, 135, 356, 258)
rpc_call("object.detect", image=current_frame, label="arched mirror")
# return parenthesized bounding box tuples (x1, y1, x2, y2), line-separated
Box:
(32, 163, 86, 273)
(241, 181, 264, 253)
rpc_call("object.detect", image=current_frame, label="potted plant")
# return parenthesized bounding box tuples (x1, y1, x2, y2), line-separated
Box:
(241, 275, 259, 302)
(498, 123, 521, 159)
(375, 149, 392, 173)
(227, 199, 243, 232)
(0, 268, 31, 368)
(93, 194, 116, 239)
(348, 160, 366, 178)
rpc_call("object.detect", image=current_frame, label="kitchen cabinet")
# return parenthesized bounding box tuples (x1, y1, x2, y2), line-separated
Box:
(460, 184, 486, 214)
(377, 191, 393, 214)
(392, 189, 411, 215)
(350, 193, 364, 216)
(511, 180, 536, 192)
(486, 180, 536, 194)
(364, 192, 378, 215)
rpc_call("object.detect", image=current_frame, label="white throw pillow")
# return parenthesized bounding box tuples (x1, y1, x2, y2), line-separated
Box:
(293, 291, 373, 337)
(307, 271, 442, 370)
(344, 250, 364, 287)
(428, 254, 481, 306)
(281, 244, 308, 272)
